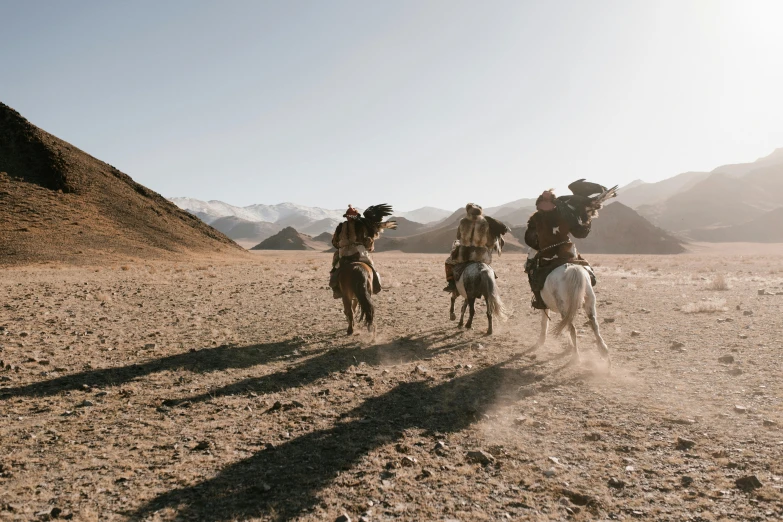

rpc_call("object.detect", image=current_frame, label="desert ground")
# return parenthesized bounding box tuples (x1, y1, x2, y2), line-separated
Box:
(1, 249, 783, 521)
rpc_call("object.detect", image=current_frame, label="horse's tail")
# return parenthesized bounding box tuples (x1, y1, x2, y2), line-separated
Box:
(481, 267, 508, 321)
(553, 265, 588, 336)
(352, 266, 374, 327)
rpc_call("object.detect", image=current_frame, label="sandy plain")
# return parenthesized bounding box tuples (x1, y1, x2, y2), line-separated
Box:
(1, 249, 783, 521)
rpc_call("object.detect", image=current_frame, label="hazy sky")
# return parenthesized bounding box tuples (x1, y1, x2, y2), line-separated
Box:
(2, 0, 782, 211)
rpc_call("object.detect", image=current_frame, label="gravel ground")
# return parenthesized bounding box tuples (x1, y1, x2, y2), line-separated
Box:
(1, 251, 782, 521)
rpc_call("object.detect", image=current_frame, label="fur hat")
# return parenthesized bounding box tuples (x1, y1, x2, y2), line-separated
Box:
(535, 190, 556, 212)
(465, 203, 483, 216)
(343, 205, 360, 218)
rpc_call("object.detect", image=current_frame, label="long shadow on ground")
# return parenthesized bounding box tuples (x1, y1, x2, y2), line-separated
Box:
(162, 328, 470, 406)
(130, 356, 577, 521)
(0, 337, 318, 400)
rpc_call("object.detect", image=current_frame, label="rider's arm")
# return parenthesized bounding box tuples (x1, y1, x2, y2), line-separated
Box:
(570, 219, 591, 239)
(332, 224, 342, 249)
(524, 215, 539, 250)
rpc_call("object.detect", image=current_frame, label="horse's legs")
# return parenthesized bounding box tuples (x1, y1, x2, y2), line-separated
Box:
(343, 296, 354, 335)
(465, 298, 476, 329)
(534, 310, 549, 349)
(584, 288, 610, 367)
(568, 322, 580, 364)
(486, 305, 493, 336)
(450, 293, 457, 321)
(458, 300, 467, 328)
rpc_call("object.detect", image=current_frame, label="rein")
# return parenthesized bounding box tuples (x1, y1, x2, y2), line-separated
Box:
(538, 240, 571, 253)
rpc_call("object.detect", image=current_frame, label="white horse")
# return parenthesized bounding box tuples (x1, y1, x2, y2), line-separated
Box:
(528, 251, 610, 367)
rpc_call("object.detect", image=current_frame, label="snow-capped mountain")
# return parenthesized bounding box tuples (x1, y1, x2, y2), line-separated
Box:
(169, 198, 263, 224)
(169, 198, 345, 226)
(170, 198, 450, 227)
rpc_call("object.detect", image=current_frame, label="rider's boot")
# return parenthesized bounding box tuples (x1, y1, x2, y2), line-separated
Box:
(329, 269, 341, 299)
(371, 268, 382, 294)
(531, 290, 547, 310)
(443, 262, 457, 292)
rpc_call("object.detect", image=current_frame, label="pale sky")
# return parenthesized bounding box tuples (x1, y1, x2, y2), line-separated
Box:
(2, 0, 782, 211)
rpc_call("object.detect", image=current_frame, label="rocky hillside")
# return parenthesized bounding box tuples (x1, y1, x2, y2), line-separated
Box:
(0, 103, 243, 265)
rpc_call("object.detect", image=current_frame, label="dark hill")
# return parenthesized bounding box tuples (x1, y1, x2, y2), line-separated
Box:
(510, 203, 685, 255)
(382, 217, 426, 238)
(0, 102, 243, 265)
(250, 227, 315, 250)
(312, 232, 333, 243)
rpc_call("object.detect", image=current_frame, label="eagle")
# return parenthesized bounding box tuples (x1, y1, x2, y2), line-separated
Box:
(484, 215, 510, 256)
(559, 179, 619, 215)
(359, 203, 398, 237)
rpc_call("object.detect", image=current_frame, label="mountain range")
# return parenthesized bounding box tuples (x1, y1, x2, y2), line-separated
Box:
(169, 198, 454, 245)
(176, 144, 783, 249)
(251, 199, 682, 256)
(617, 148, 783, 237)
(5, 96, 780, 267)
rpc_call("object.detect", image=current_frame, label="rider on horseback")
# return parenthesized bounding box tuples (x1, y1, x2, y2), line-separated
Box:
(443, 203, 509, 293)
(524, 181, 617, 309)
(330, 204, 396, 299)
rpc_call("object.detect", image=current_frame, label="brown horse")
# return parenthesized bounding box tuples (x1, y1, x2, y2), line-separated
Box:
(337, 262, 375, 336)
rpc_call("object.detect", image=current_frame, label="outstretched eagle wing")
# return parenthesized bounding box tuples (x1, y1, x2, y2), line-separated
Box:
(361, 203, 397, 235)
(484, 215, 510, 256)
(569, 179, 608, 198)
(363, 203, 393, 223)
(484, 215, 509, 238)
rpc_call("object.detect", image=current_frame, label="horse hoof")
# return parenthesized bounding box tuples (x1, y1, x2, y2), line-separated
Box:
(457, 323, 464, 329)
(347, 328, 353, 335)
(450, 313, 456, 321)
(486, 329, 493, 335)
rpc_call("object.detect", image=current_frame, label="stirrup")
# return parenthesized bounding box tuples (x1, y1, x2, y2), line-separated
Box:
(531, 297, 547, 310)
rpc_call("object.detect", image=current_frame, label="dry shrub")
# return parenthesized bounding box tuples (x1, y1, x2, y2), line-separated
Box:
(682, 299, 727, 314)
(706, 274, 729, 291)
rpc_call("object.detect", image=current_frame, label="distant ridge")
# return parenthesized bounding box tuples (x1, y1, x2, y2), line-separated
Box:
(689, 207, 783, 243)
(0, 102, 243, 265)
(209, 216, 282, 244)
(170, 198, 452, 235)
(509, 202, 686, 255)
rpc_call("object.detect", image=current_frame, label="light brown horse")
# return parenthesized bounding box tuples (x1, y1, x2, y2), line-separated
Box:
(337, 262, 375, 336)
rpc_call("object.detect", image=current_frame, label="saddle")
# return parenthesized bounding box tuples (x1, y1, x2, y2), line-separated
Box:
(526, 252, 595, 292)
(453, 260, 499, 285)
(332, 253, 382, 295)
